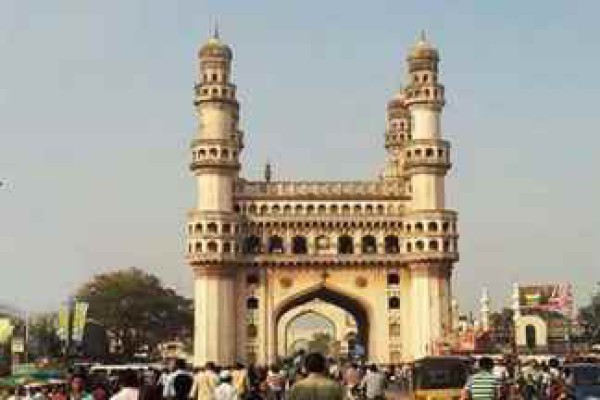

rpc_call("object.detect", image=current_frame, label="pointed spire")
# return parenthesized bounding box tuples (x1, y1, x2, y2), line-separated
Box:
(419, 29, 427, 43)
(212, 19, 220, 40)
(264, 160, 272, 183)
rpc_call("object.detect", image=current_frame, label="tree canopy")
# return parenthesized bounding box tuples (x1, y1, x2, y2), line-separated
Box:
(76, 267, 192, 359)
(579, 285, 600, 344)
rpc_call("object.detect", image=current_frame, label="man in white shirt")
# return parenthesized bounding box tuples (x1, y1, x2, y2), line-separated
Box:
(214, 371, 237, 400)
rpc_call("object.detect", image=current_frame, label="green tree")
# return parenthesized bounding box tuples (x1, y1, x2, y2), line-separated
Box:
(579, 285, 600, 344)
(76, 267, 193, 359)
(28, 313, 62, 359)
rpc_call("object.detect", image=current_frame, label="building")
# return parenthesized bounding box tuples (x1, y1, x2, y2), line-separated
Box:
(186, 30, 459, 365)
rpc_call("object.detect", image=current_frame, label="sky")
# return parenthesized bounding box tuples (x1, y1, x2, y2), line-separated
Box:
(1, 0, 599, 315)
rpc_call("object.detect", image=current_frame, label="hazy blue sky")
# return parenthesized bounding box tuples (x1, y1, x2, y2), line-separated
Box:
(1, 0, 599, 314)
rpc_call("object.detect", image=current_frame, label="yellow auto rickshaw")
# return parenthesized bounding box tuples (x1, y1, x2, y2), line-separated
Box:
(409, 356, 471, 400)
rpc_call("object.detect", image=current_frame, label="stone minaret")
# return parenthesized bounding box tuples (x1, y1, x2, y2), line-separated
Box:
(480, 287, 490, 331)
(187, 30, 243, 366)
(403, 31, 456, 358)
(383, 90, 411, 181)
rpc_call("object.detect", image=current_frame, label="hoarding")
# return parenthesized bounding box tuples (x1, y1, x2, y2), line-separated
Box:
(518, 283, 573, 316)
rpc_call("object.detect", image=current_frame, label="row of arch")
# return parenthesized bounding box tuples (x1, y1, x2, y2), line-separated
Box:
(404, 85, 444, 103)
(192, 146, 238, 162)
(187, 236, 457, 256)
(188, 219, 457, 236)
(406, 146, 447, 160)
(235, 202, 391, 216)
(198, 84, 235, 99)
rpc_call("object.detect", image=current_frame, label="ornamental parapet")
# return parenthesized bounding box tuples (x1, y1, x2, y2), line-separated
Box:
(231, 251, 458, 266)
(235, 180, 408, 200)
(403, 83, 445, 108)
(190, 159, 240, 172)
(191, 136, 242, 149)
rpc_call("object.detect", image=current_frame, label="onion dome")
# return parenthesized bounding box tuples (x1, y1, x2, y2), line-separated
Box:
(407, 30, 439, 62)
(198, 27, 233, 60)
(387, 90, 408, 111)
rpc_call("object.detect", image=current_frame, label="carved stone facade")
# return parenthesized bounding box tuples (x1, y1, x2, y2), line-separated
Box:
(187, 31, 459, 365)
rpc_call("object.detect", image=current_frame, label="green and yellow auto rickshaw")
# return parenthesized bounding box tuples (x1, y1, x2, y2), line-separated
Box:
(410, 356, 471, 400)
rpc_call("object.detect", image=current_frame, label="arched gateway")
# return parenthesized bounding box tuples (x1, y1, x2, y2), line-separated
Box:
(186, 30, 459, 365)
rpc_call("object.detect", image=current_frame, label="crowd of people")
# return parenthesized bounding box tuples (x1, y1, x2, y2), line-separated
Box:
(0, 353, 597, 400)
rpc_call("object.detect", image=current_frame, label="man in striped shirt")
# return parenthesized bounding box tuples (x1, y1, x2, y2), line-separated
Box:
(464, 357, 499, 400)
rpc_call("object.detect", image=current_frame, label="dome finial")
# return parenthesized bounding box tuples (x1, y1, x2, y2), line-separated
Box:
(212, 19, 220, 40)
(419, 29, 427, 43)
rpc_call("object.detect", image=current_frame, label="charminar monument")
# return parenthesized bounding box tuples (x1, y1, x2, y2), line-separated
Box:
(186, 29, 459, 366)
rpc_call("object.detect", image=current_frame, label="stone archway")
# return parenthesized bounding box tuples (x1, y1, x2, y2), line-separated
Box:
(272, 284, 370, 360)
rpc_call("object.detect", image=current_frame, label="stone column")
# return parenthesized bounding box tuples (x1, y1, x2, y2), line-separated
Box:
(193, 266, 237, 366)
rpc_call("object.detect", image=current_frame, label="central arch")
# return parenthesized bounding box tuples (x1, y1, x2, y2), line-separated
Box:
(273, 284, 370, 359)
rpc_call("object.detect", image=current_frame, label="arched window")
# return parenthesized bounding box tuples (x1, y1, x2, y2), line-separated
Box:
(195, 242, 202, 253)
(390, 323, 401, 336)
(342, 204, 351, 215)
(222, 242, 232, 253)
(405, 224, 412, 233)
(388, 296, 400, 309)
(260, 205, 268, 215)
(209, 148, 218, 157)
(315, 235, 329, 254)
(233, 204, 241, 213)
(429, 240, 439, 251)
(365, 204, 373, 214)
(385, 235, 400, 254)
(330, 204, 339, 214)
(415, 222, 424, 232)
(353, 204, 362, 214)
(222, 223, 231, 234)
(246, 297, 259, 310)
(525, 325, 537, 349)
(318, 204, 326, 214)
(376, 204, 385, 215)
(246, 274, 259, 285)
(207, 241, 218, 253)
(292, 236, 308, 254)
(387, 273, 400, 286)
(188, 243, 192, 253)
(338, 235, 354, 254)
(283, 205, 292, 214)
(361, 235, 377, 254)
(221, 149, 229, 158)
(195, 223, 202, 233)
(248, 204, 257, 214)
(268, 236, 284, 253)
(272, 204, 281, 214)
(415, 240, 425, 251)
(443, 241, 450, 252)
(442, 222, 450, 232)
(306, 204, 315, 214)
(428, 221, 438, 232)
(406, 242, 412, 252)
(207, 222, 218, 234)
(243, 236, 261, 254)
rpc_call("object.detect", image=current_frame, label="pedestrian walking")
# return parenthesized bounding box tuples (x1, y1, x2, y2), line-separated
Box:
(464, 357, 499, 400)
(288, 353, 344, 400)
(214, 371, 237, 400)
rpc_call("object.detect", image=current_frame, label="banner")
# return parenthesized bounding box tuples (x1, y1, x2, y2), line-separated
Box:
(57, 305, 69, 341)
(518, 283, 573, 317)
(72, 302, 88, 342)
(0, 319, 14, 344)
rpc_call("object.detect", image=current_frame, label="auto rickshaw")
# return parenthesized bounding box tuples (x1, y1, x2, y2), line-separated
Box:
(409, 356, 471, 400)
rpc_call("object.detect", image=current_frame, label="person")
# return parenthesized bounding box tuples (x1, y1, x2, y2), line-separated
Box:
(139, 370, 161, 400)
(343, 363, 361, 399)
(110, 370, 139, 400)
(265, 367, 284, 400)
(231, 363, 248, 399)
(190, 363, 219, 400)
(164, 359, 192, 400)
(464, 357, 499, 400)
(70, 374, 92, 400)
(288, 353, 344, 400)
(51, 386, 67, 400)
(90, 384, 109, 400)
(214, 371, 237, 400)
(6, 388, 20, 400)
(360, 364, 386, 400)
